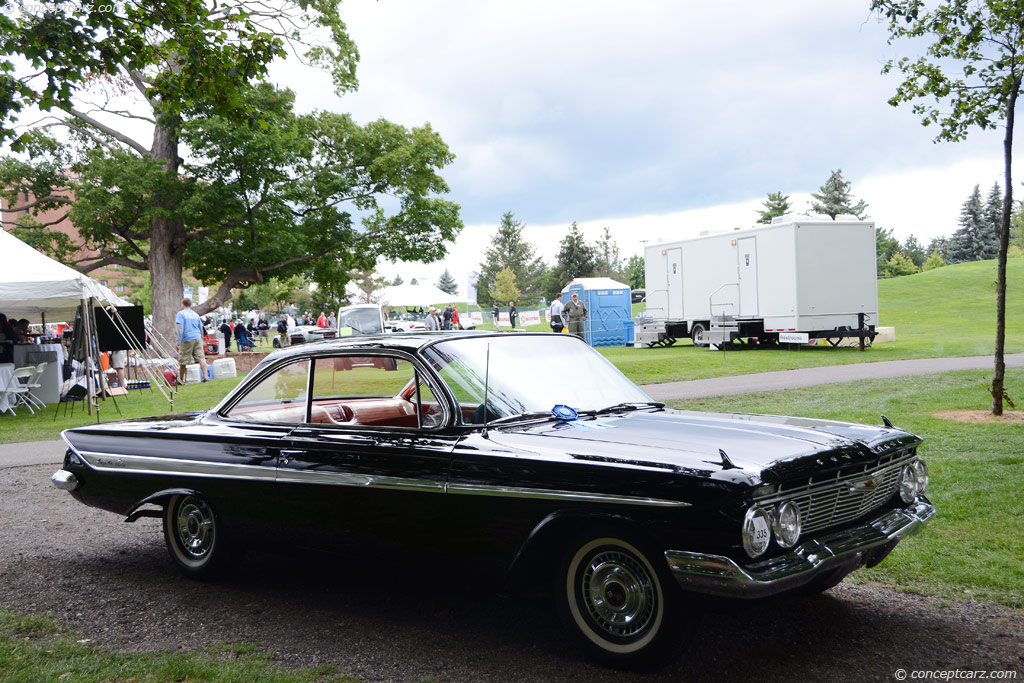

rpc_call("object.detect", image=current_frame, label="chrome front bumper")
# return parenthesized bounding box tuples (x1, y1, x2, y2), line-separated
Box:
(664, 498, 935, 599)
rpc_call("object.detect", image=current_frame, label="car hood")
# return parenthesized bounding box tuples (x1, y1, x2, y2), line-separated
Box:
(488, 408, 920, 485)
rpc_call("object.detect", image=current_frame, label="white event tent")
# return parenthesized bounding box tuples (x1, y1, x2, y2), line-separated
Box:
(378, 283, 458, 307)
(0, 229, 130, 321)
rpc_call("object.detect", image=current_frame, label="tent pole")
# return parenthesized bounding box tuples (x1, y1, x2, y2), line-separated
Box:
(80, 298, 93, 416)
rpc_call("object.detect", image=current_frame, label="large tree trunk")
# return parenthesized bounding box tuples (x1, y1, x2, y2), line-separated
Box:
(991, 80, 1018, 416)
(149, 118, 187, 346)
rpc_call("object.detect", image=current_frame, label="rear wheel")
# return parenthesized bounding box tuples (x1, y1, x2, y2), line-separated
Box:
(690, 323, 708, 347)
(163, 493, 242, 580)
(556, 533, 690, 668)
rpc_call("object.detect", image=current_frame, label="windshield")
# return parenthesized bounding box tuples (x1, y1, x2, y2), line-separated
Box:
(422, 334, 653, 424)
(337, 307, 383, 334)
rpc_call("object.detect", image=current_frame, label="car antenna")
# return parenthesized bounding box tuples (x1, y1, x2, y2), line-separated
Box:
(482, 342, 491, 439)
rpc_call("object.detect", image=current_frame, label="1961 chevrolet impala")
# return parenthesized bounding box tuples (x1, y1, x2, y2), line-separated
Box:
(52, 332, 934, 666)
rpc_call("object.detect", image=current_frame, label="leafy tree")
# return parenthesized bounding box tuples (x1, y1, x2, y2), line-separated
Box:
(1012, 200, 1024, 251)
(594, 227, 623, 280)
(0, 2, 462, 343)
(902, 235, 927, 268)
(476, 211, 545, 305)
(880, 250, 919, 277)
(876, 226, 901, 273)
(872, 0, 1022, 414)
(757, 191, 792, 224)
(490, 267, 521, 305)
(947, 185, 988, 263)
(625, 254, 645, 290)
(546, 222, 596, 299)
(922, 250, 947, 271)
(809, 169, 869, 220)
(436, 269, 459, 296)
(232, 275, 304, 313)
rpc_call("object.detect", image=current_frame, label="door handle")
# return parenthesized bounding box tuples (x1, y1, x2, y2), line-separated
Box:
(279, 449, 303, 464)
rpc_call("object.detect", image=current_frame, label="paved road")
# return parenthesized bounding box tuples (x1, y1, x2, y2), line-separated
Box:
(3, 354, 1021, 468)
(643, 353, 1024, 401)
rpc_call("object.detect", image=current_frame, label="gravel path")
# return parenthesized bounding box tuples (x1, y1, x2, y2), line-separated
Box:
(2, 463, 1022, 682)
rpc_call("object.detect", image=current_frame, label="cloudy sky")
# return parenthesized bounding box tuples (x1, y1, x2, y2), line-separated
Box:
(266, 0, 1019, 296)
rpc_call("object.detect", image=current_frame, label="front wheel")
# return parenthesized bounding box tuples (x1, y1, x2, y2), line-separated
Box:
(690, 323, 708, 347)
(163, 493, 241, 580)
(556, 534, 690, 668)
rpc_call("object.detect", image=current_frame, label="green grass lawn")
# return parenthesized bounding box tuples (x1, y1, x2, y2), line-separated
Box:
(670, 368, 1024, 609)
(0, 375, 248, 444)
(0, 610, 356, 682)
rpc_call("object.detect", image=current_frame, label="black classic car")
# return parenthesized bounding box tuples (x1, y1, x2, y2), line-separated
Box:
(52, 332, 935, 666)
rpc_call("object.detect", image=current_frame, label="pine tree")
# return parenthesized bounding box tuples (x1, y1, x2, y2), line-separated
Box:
(1012, 201, 1024, 252)
(980, 182, 1003, 260)
(546, 222, 596, 299)
(881, 251, 919, 277)
(757, 191, 792, 224)
(876, 226, 900, 272)
(947, 185, 986, 263)
(476, 211, 546, 305)
(809, 169, 869, 220)
(922, 251, 947, 271)
(594, 227, 624, 280)
(392, 275, 404, 286)
(902, 235, 927, 268)
(436, 269, 459, 295)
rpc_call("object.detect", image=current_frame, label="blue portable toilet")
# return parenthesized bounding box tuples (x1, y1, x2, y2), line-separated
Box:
(562, 277, 632, 346)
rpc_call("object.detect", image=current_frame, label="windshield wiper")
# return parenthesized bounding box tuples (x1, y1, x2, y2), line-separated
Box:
(589, 401, 665, 415)
(486, 411, 553, 426)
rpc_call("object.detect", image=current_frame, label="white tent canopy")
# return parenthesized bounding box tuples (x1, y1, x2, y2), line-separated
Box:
(0, 229, 130, 321)
(356, 282, 460, 307)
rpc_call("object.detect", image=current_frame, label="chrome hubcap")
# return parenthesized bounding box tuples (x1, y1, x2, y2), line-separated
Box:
(175, 496, 214, 560)
(582, 550, 655, 638)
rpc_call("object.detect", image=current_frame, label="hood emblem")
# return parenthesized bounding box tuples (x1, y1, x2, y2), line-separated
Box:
(848, 477, 878, 492)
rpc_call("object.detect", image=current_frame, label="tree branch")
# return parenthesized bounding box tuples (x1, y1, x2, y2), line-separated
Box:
(1, 212, 71, 229)
(74, 254, 148, 272)
(64, 106, 150, 155)
(2, 195, 73, 212)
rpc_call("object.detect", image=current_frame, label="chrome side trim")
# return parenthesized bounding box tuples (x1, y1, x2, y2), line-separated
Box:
(664, 498, 935, 599)
(446, 482, 691, 507)
(76, 451, 278, 482)
(275, 470, 445, 493)
(51, 469, 79, 491)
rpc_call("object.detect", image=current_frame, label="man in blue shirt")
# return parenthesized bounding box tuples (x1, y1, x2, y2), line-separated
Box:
(175, 298, 208, 385)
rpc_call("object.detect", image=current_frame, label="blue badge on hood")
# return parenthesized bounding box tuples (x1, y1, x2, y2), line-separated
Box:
(552, 404, 578, 421)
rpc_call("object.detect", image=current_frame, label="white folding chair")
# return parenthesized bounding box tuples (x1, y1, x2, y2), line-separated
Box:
(1, 367, 36, 415)
(24, 361, 48, 409)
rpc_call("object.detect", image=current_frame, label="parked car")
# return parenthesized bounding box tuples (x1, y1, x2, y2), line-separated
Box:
(52, 332, 934, 667)
(277, 324, 337, 347)
(631, 288, 646, 304)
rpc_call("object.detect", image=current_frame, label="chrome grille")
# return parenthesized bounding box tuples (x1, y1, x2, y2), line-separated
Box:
(755, 451, 915, 535)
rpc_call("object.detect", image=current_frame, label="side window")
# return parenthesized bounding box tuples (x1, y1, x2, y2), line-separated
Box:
(224, 360, 309, 423)
(308, 355, 444, 429)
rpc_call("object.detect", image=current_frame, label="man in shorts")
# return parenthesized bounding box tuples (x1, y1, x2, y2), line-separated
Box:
(175, 298, 208, 384)
(109, 349, 128, 389)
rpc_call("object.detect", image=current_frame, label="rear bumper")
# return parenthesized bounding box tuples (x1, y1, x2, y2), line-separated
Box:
(664, 498, 935, 599)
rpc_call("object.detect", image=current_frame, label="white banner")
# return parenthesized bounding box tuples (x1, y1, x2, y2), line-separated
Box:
(520, 310, 541, 326)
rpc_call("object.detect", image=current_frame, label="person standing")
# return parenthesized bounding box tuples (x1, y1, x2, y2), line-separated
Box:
(219, 319, 232, 353)
(175, 298, 208, 385)
(491, 302, 500, 328)
(317, 311, 328, 328)
(508, 301, 517, 329)
(257, 314, 270, 347)
(452, 306, 461, 330)
(276, 314, 290, 347)
(442, 305, 453, 330)
(549, 293, 565, 333)
(424, 307, 440, 331)
(564, 292, 588, 339)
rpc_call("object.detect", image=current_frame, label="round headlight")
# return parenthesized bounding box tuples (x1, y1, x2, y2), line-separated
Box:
(913, 459, 929, 494)
(773, 501, 802, 548)
(899, 463, 918, 503)
(742, 506, 772, 557)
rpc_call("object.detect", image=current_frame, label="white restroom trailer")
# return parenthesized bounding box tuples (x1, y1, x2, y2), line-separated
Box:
(637, 216, 879, 349)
